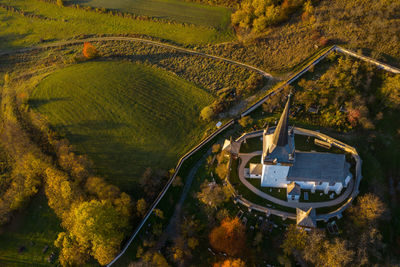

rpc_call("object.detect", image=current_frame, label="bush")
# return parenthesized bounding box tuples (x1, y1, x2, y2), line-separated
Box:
(200, 105, 215, 121)
(82, 42, 99, 59)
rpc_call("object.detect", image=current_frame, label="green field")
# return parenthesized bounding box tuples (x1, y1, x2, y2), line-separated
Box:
(0, 0, 233, 50)
(30, 61, 214, 193)
(72, 0, 232, 30)
(0, 192, 62, 267)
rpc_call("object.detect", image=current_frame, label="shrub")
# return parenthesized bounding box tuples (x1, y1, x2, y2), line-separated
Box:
(83, 42, 99, 59)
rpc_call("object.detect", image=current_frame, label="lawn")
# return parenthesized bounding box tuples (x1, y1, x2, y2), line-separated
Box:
(0, 192, 62, 267)
(0, 0, 234, 50)
(30, 60, 214, 194)
(71, 0, 232, 31)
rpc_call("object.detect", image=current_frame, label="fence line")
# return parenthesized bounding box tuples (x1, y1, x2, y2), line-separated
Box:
(335, 46, 400, 74)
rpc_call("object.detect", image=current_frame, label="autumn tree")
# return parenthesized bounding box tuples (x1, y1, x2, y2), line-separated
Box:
(209, 217, 246, 256)
(67, 199, 129, 265)
(200, 105, 214, 121)
(212, 143, 221, 153)
(302, 230, 354, 267)
(381, 74, 400, 108)
(213, 258, 246, 267)
(139, 168, 166, 200)
(238, 115, 253, 128)
(83, 42, 99, 59)
(136, 198, 147, 217)
(281, 224, 307, 255)
(348, 193, 386, 226)
(197, 181, 230, 209)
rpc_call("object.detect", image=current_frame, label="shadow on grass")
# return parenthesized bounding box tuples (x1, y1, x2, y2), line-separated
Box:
(28, 97, 71, 108)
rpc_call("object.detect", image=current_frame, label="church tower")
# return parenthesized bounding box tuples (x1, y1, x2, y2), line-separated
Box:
(261, 94, 295, 187)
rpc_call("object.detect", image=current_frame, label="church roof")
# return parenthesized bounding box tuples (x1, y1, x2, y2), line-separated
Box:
(272, 94, 291, 147)
(262, 95, 295, 165)
(296, 207, 316, 228)
(222, 138, 240, 155)
(287, 152, 348, 184)
(287, 182, 301, 196)
(249, 163, 263, 175)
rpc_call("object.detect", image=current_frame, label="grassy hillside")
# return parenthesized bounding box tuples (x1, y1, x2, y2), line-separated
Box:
(30, 61, 214, 193)
(0, 192, 62, 267)
(72, 0, 232, 31)
(0, 0, 233, 50)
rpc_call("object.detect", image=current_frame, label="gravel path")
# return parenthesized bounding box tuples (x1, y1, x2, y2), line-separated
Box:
(154, 149, 211, 251)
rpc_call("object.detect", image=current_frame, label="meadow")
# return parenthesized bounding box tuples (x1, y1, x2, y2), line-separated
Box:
(0, 0, 233, 50)
(30, 61, 214, 193)
(71, 0, 232, 31)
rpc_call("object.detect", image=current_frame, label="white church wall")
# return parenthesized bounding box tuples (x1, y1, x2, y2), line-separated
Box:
(261, 164, 289, 187)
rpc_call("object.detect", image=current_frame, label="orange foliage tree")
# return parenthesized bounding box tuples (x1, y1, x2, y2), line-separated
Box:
(209, 217, 246, 256)
(83, 42, 99, 59)
(213, 258, 246, 267)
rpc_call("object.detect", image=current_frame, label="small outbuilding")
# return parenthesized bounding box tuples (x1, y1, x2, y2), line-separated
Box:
(287, 182, 301, 202)
(296, 207, 316, 229)
(222, 138, 241, 156)
(249, 163, 262, 178)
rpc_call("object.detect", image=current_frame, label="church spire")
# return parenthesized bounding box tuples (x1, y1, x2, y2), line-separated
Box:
(272, 94, 291, 147)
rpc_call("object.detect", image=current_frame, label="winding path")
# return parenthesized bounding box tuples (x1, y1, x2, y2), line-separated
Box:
(154, 150, 210, 250)
(0, 36, 273, 79)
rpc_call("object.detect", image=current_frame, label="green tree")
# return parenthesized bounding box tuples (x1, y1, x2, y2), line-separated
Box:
(200, 105, 214, 121)
(68, 199, 129, 265)
(381, 74, 400, 108)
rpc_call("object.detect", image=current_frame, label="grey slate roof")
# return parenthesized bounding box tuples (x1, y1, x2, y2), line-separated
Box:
(287, 152, 347, 183)
(262, 95, 295, 166)
(272, 94, 291, 147)
(287, 182, 301, 196)
(296, 207, 316, 228)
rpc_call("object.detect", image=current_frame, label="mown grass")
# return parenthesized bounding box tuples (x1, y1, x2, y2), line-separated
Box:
(0, 192, 62, 267)
(30, 61, 214, 194)
(0, 0, 234, 50)
(72, 0, 232, 31)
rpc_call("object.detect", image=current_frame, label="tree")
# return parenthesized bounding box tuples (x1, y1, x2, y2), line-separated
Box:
(153, 208, 164, 219)
(197, 181, 230, 209)
(238, 116, 253, 128)
(57, 0, 64, 7)
(209, 217, 246, 256)
(83, 42, 99, 59)
(213, 258, 246, 267)
(281, 224, 307, 255)
(200, 105, 214, 121)
(68, 199, 129, 265)
(348, 193, 386, 226)
(55, 232, 89, 266)
(303, 230, 354, 267)
(139, 168, 166, 200)
(381, 74, 400, 108)
(136, 198, 147, 217)
(212, 143, 221, 153)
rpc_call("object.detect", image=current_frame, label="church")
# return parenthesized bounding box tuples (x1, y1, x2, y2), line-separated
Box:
(248, 95, 352, 200)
